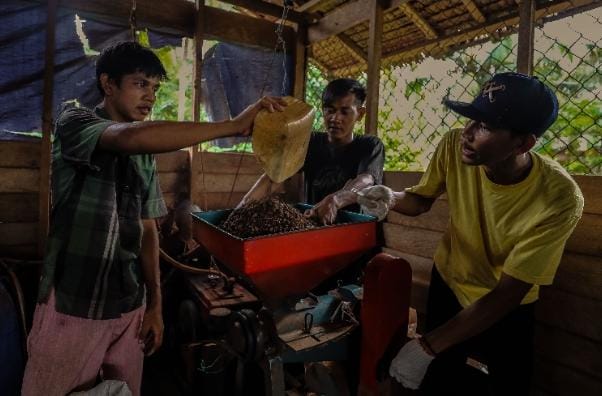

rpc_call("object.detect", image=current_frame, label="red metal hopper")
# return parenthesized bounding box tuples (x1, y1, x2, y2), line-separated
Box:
(192, 204, 377, 299)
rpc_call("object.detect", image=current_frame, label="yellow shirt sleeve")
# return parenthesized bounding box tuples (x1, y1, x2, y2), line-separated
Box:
(405, 130, 456, 198)
(503, 201, 583, 285)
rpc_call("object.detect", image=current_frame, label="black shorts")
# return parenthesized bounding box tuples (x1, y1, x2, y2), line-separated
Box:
(420, 266, 535, 396)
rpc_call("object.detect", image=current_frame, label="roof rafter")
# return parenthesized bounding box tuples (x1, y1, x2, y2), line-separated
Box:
(336, 33, 367, 62)
(398, 2, 438, 40)
(308, 0, 411, 44)
(295, 0, 324, 13)
(461, 0, 486, 23)
(329, 0, 599, 76)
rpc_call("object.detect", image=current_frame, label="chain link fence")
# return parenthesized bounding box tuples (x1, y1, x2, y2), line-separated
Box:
(305, 5, 601, 175)
(533, 6, 601, 175)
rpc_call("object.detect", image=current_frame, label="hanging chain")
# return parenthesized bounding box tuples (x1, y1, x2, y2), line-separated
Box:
(261, 3, 290, 97)
(129, 0, 138, 42)
(227, 1, 292, 206)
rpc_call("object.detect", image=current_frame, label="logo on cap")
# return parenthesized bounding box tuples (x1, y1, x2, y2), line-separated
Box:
(481, 81, 506, 103)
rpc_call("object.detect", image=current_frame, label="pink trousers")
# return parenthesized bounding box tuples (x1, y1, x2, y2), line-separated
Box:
(21, 290, 145, 396)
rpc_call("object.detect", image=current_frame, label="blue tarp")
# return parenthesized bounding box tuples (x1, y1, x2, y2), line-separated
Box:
(0, 1, 100, 136)
(0, 1, 182, 138)
(202, 42, 293, 146)
(0, 0, 293, 146)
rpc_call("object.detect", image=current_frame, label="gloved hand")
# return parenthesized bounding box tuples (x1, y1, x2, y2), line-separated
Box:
(389, 338, 435, 390)
(357, 185, 395, 221)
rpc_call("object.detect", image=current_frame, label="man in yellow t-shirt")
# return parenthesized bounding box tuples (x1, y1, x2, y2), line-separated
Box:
(359, 73, 583, 395)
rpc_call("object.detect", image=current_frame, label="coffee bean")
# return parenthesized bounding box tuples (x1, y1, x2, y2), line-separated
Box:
(219, 196, 318, 238)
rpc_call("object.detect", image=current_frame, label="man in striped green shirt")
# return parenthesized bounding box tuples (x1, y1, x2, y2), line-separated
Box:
(22, 41, 285, 396)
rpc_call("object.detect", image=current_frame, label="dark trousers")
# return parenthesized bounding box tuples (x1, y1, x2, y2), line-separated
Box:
(420, 267, 535, 396)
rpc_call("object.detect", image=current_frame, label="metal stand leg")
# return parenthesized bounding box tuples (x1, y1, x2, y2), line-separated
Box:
(262, 356, 285, 396)
(235, 358, 245, 396)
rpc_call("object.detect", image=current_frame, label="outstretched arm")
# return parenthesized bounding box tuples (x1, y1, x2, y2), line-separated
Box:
(339, 186, 436, 221)
(99, 97, 286, 154)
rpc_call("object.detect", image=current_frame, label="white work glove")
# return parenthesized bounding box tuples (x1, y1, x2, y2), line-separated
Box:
(389, 338, 435, 390)
(357, 185, 395, 221)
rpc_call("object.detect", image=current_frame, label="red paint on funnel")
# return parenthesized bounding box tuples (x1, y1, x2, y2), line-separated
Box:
(192, 207, 377, 299)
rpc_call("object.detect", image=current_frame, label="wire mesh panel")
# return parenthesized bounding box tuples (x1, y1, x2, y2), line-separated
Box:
(305, 1, 601, 175)
(377, 35, 518, 171)
(533, 5, 601, 175)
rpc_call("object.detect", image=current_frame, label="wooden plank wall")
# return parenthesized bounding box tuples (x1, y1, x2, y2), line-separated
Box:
(0, 148, 253, 259)
(156, 150, 191, 210)
(189, 151, 263, 210)
(0, 141, 41, 259)
(3, 145, 600, 394)
(381, 171, 602, 395)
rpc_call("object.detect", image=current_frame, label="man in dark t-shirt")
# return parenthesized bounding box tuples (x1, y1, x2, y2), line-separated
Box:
(241, 78, 385, 224)
(304, 131, 383, 212)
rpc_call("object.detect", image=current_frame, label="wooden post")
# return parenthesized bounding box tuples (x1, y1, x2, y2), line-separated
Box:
(517, 0, 535, 75)
(365, 0, 384, 136)
(39, 0, 58, 257)
(192, 0, 205, 208)
(293, 24, 308, 100)
(193, 0, 205, 122)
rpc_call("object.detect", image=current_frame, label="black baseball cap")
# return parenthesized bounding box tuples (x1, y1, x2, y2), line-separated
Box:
(444, 72, 559, 137)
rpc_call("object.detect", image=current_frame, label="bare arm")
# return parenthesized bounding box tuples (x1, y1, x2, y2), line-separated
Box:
(425, 273, 532, 354)
(99, 119, 239, 154)
(139, 219, 163, 355)
(390, 191, 436, 217)
(99, 96, 286, 154)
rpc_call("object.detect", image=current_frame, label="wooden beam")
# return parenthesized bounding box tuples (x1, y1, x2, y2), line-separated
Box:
(193, 0, 204, 122)
(293, 24, 308, 100)
(55, 0, 195, 36)
(219, 0, 317, 24)
(517, 0, 536, 75)
(365, 0, 384, 136)
(203, 7, 295, 52)
(295, 0, 324, 12)
(0, 194, 39, 223)
(461, 0, 486, 23)
(337, 33, 367, 62)
(39, 0, 58, 257)
(190, 0, 204, 207)
(307, 48, 332, 79)
(0, 141, 40, 168)
(308, 0, 411, 44)
(47, 0, 293, 51)
(398, 3, 438, 40)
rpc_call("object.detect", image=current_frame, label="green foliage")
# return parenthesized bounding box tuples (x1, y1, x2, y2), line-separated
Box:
(201, 141, 253, 153)
(380, 130, 422, 171)
(404, 77, 429, 99)
(305, 62, 329, 131)
(142, 12, 600, 174)
(303, 13, 601, 175)
(137, 31, 194, 122)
